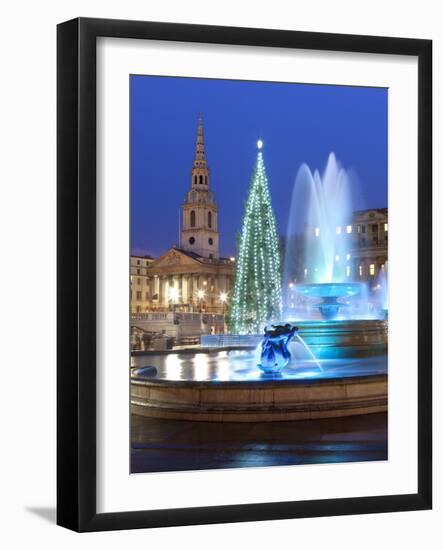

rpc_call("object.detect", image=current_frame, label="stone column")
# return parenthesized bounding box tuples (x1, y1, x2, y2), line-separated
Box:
(181, 275, 187, 306)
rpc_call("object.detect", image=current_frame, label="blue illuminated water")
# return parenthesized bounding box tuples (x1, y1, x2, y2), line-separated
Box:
(283, 153, 385, 321)
(131, 350, 386, 383)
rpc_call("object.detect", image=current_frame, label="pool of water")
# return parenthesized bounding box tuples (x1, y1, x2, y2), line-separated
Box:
(131, 350, 387, 383)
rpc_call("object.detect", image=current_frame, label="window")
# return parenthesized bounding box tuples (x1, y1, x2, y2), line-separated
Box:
(136, 259, 140, 265)
(335, 255, 340, 262)
(369, 264, 375, 276)
(359, 265, 363, 277)
(137, 277, 141, 285)
(189, 237, 195, 245)
(384, 223, 388, 232)
(336, 226, 341, 235)
(136, 269, 140, 275)
(199, 175, 203, 185)
(372, 223, 378, 232)
(208, 211, 212, 228)
(190, 210, 195, 227)
(346, 266, 351, 277)
(208, 237, 213, 246)
(346, 225, 352, 234)
(136, 291, 142, 300)
(346, 253, 351, 261)
(314, 227, 320, 237)
(194, 175, 197, 186)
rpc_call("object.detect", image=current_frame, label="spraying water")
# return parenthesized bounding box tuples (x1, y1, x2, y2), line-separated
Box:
(282, 153, 387, 321)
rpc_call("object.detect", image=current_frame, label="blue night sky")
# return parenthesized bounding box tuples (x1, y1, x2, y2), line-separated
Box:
(130, 75, 387, 258)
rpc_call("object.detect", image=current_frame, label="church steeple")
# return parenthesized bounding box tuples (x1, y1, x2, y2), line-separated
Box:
(194, 113, 206, 165)
(182, 114, 219, 259)
(192, 113, 209, 189)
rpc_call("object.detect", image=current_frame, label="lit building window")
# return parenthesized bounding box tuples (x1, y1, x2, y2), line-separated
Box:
(346, 266, 351, 277)
(346, 253, 351, 261)
(359, 265, 363, 277)
(304, 268, 308, 279)
(381, 264, 385, 271)
(346, 225, 352, 234)
(315, 227, 320, 237)
(335, 255, 340, 262)
(370, 264, 375, 276)
(336, 226, 342, 235)
(384, 223, 388, 232)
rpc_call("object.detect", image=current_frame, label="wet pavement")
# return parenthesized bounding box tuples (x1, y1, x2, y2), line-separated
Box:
(131, 412, 387, 474)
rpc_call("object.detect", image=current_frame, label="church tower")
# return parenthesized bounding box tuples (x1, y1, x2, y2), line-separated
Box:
(181, 114, 219, 259)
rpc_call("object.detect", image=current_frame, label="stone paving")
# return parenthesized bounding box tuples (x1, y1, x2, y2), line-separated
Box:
(131, 412, 387, 473)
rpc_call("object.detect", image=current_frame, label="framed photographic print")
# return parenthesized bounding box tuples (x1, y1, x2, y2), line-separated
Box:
(57, 17, 432, 532)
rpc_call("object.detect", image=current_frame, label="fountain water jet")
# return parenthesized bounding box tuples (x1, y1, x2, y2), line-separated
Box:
(284, 153, 372, 320)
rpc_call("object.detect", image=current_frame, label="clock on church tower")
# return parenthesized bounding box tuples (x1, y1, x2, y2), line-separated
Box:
(181, 114, 219, 259)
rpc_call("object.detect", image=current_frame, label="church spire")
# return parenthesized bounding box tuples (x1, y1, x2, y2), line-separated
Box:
(194, 112, 207, 168)
(191, 113, 209, 189)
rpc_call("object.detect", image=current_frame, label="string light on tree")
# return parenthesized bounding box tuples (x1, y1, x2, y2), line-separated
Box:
(229, 139, 282, 333)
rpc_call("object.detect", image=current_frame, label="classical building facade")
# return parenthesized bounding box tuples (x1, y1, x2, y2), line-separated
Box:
(351, 208, 388, 281)
(130, 255, 154, 314)
(131, 115, 234, 317)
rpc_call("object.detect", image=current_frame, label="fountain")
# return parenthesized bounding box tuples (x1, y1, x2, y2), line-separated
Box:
(284, 152, 365, 319)
(131, 152, 387, 422)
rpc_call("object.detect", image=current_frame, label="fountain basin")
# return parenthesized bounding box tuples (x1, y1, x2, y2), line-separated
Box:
(296, 282, 364, 320)
(296, 319, 387, 359)
(131, 352, 387, 422)
(131, 373, 387, 422)
(201, 319, 387, 359)
(296, 282, 363, 298)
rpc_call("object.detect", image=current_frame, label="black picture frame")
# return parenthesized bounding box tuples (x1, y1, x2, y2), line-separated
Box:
(57, 17, 432, 532)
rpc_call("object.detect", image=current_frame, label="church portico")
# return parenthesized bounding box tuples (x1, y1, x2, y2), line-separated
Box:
(145, 248, 234, 314)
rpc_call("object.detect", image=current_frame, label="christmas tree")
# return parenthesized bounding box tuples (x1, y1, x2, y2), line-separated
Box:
(230, 141, 282, 333)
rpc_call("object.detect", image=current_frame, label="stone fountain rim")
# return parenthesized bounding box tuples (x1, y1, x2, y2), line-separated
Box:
(131, 372, 387, 389)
